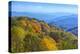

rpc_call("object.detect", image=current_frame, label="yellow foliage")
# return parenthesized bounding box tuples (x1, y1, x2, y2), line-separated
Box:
(19, 20, 27, 27)
(27, 23, 36, 33)
(45, 23, 50, 29)
(11, 26, 25, 39)
(40, 36, 58, 50)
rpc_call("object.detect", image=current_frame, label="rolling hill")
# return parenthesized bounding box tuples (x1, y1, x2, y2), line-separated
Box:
(10, 16, 78, 53)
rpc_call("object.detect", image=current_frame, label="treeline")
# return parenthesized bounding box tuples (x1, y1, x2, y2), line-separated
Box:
(11, 16, 78, 53)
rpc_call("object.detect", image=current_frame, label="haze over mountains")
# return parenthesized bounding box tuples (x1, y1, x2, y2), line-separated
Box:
(11, 11, 78, 36)
(10, 1, 78, 36)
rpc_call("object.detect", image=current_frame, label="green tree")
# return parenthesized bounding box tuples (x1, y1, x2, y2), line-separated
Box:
(11, 26, 26, 52)
(11, 26, 25, 39)
(23, 33, 41, 52)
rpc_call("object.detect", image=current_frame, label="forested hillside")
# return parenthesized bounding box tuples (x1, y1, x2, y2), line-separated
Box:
(11, 16, 78, 53)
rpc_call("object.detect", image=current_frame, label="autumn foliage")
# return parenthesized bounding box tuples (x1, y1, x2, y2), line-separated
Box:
(10, 16, 78, 53)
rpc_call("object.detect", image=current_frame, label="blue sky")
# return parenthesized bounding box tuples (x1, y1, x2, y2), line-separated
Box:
(9, 1, 78, 32)
(10, 1, 78, 14)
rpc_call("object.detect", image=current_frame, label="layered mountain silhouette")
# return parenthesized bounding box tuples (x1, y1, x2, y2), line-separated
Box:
(49, 15, 78, 36)
(11, 12, 78, 36)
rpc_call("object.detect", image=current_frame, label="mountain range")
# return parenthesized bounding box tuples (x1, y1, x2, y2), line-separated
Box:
(10, 12, 78, 36)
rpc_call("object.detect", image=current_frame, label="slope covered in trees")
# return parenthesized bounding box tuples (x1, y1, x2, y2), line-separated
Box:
(11, 16, 78, 53)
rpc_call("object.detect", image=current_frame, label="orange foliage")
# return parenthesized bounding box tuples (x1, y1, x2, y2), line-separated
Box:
(31, 21, 41, 33)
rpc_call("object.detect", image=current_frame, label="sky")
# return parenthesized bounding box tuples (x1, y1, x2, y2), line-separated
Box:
(10, 1, 78, 14)
(9, 1, 78, 32)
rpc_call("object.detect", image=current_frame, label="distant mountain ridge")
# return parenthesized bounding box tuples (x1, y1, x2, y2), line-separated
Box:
(11, 11, 78, 36)
(49, 15, 78, 36)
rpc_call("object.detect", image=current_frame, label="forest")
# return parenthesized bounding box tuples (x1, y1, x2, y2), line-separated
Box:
(11, 16, 78, 53)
